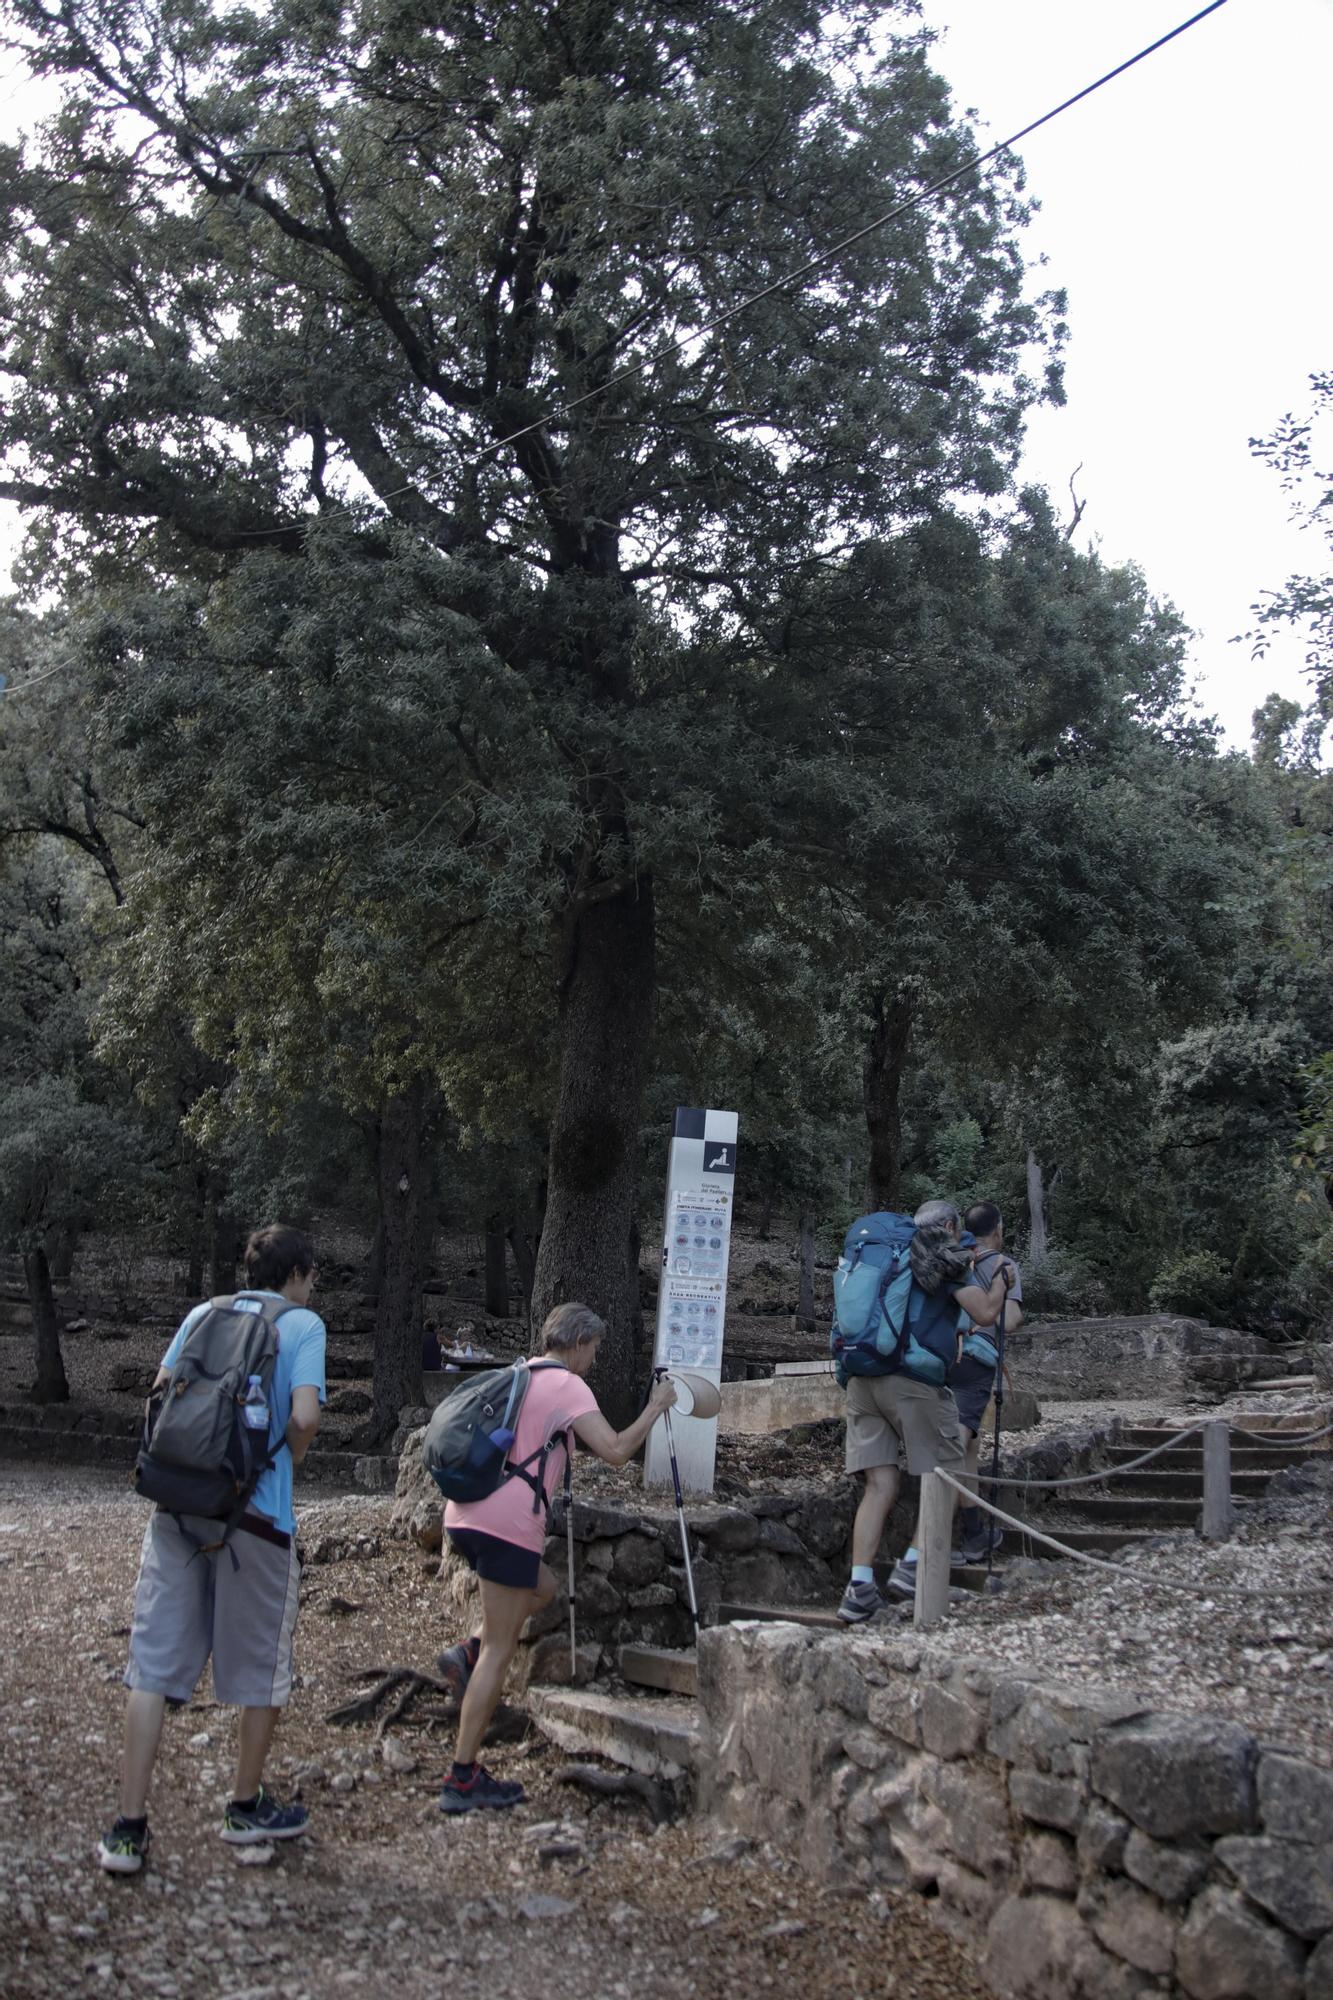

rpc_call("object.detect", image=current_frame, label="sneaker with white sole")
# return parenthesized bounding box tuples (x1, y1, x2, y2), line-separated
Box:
(97, 1816, 150, 1874)
(960, 1525, 1004, 1565)
(883, 1558, 919, 1601)
(220, 1786, 309, 1844)
(836, 1578, 885, 1624)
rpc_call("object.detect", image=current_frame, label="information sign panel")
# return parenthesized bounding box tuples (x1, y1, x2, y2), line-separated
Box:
(643, 1106, 738, 1496)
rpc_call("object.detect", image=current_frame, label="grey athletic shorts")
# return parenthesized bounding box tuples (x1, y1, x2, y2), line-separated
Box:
(125, 1510, 301, 1708)
(845, 1373, 966, 1476)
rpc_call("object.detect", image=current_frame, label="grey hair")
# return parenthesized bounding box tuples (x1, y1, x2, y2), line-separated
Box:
(913, 1199, 960, 1232)
(541, 1301, 607, 1352)
(910, 1200, 971, 1296)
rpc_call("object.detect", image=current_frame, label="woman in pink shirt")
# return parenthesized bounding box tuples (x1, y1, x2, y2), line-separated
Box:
(435, 1301, 677, 1815)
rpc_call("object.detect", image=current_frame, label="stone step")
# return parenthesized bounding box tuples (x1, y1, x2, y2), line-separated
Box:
(1121, 1419, 1330, 1446)
(1059, 1494, 1223, 1526)
(0, 1423, 394, 1494)
(618, 1645, 698, 1697)
(1104, 1443, 1310, 1470)
(715, 1600, 844, 1631)
(526, 1687, 699, 1778)
(1015, 1522, 1176, 1557)
(1084, 1468, 1273, 1498)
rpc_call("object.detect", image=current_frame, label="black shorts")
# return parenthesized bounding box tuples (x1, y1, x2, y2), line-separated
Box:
(447, 1528, 541, 1591)
(952, 1356, 997, 1438)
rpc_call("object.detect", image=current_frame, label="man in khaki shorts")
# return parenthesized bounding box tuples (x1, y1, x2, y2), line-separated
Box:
(838, 1200, 1016, 1623)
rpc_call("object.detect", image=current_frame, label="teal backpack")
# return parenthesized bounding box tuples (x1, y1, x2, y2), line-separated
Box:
(829, 1212, 965, 1387)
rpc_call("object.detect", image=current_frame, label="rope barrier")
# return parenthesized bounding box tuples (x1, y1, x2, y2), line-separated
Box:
(984, 1421, 1210, 1489)
(1229, 1417, 1333, 1448)
(931, 1469, 1333, 1602)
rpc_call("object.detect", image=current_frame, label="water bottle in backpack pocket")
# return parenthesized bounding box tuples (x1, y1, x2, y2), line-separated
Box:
(422, 1359, 569, 1513)
(134, 1294, 289, 1524)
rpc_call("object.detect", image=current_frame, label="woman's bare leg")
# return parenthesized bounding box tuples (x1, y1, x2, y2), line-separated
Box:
(454, 1563, 557, 1765)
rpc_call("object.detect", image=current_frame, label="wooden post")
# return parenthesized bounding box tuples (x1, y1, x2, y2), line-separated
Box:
(1202, 1420, 1233, 1541)
(915, 1471, 953, 1629)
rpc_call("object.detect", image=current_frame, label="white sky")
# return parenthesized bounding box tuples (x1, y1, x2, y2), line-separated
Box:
(2, 0, 1329, 748)
(923, 0, 1333, 748)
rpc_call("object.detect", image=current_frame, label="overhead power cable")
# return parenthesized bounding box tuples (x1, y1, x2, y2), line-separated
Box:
(230, 0, 1233, 534)
(480, 0, 1232, 461)
(0, 0, 1232, 698)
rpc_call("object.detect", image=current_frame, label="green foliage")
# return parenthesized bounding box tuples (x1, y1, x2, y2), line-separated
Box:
(1147, 1251, 1234, 1321)
(1019, 1252, 1112, 1322)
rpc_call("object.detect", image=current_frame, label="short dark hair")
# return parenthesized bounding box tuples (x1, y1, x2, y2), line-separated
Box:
(244, 1224, 315, 1292)
(964, 1202, 1002, 1240)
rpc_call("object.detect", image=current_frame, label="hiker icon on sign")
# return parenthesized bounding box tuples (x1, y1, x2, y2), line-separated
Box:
(704, 1142, 735, 1176)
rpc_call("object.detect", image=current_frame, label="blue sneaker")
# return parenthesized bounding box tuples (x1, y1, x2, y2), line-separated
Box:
(438, 1764, 525, 1815)
(221, 1785, 309, 1844)
(436, 1635, 480, 1702)
(97, 1816, 150, 1874)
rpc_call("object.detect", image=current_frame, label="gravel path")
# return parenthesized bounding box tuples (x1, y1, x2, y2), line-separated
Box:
(0, 1464, 982, 2000)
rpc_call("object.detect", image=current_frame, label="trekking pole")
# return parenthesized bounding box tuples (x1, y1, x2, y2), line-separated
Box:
(562, 1449, 577, 1680)
(987, 1292, 1008, 1587)
(655, 1368, 700, 1638)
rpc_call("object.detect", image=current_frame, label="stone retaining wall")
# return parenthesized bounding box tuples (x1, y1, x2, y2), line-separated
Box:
(697, 1621, 1331, 1999)
(390, 1427, 870, 1673)
(1018, 1318, 1278, 1402)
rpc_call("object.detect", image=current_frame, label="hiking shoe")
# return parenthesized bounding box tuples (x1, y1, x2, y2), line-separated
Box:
(435, 1636, 479, 1702)
(883, 1558, 919, 1602)
(97, 1817, 150, 1875)
(960, 1525, 1004, 1565)
(437, 1765, 525, 1815)
(221, 1786, 309, 1844)
(836, 1579, 885, 1625)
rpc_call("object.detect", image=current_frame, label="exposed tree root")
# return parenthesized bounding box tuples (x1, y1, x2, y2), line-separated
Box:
(555, 1761, 679, 1824)
(325, 1665, 527, 1744)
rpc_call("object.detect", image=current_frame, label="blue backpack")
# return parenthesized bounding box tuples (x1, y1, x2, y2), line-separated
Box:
(829, 1212, 964, 1388)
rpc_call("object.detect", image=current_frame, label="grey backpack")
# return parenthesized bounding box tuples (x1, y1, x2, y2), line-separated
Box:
(133, 1294, 291, 1538)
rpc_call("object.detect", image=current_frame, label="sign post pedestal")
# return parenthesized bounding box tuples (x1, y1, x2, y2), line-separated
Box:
(643, 1106, 738, 1497)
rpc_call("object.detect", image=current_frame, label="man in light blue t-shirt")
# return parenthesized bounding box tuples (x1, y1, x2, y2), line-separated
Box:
(98, 1224, 327, 1876)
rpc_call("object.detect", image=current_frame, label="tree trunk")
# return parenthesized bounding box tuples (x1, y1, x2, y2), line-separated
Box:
(863, 991, 916, 1212)
(365, 1214, 385, 1301)
(484, 1213, 509, 1319)
(210, 1206, 239, 1295)
(51, 1225, 77, 1282)
(25, 1247, 69, 1403)
(796, 1212, 817, 1329)
(533, 882, 656, 1428)
(757, 1189, 773, 1241)
(371, 1078, 439, 1437)
(1026, 1147, 1049, 1268)
(506, 1219, 538, 1331)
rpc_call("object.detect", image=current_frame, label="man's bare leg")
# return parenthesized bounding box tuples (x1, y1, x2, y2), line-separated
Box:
(850, 1463, 901, 1568)
(118, 1690, 167, 1819)
(234, 1705, 281, 1801)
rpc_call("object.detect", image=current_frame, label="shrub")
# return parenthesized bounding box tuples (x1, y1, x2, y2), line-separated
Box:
(1148, 1250, 1234, 1321)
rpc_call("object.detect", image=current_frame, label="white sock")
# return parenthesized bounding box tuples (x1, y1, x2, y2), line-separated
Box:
(904, 1546, 918, 1564)
(851, 1565, 875, 1586)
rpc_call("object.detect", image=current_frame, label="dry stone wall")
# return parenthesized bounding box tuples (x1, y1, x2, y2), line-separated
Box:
(389, 1425, 869, 1672)
(1017, 1317, 1276, 1402)
(697, 1621, 1331, 2000)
